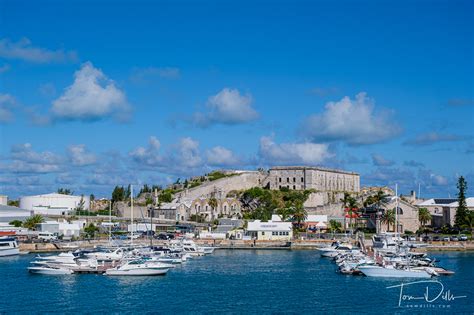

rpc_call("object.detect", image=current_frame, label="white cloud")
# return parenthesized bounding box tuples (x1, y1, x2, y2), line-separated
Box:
(68, 144, 97, 166)
(302, 92, 401, 145)
(259, 136, 332, 165)
(193, 88, 259, 127)
(206, 146, 241, 167)
(6, 143, 63, 173)
(176, 137, 202, 169)
(371, 154, 394, 167)
(430, 174, 448, 186)
(0, 38, 78, 63)
(0, 93, 16, 123)
(51, 62, 131, 121)
(129, 136, 163, 166)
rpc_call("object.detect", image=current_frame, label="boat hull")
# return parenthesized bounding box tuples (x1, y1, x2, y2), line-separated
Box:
(28, 267, 73, 275)
(106, 268, 169, 276)
(0, 248, 20, 257)
(358, 266, 432, 278)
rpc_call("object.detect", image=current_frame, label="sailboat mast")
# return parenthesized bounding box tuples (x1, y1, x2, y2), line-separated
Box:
(131, 184, 134, 246)
(395, 183, 398, 235)
(109, 199, 112, 243)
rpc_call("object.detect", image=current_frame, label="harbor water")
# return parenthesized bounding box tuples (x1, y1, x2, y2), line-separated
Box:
(1, 250, 473, 313)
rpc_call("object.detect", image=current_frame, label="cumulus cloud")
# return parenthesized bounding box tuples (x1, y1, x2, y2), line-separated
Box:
(0, 38, 78, 63)
(129, 136, 163, 166)
(0, 93, 16, 123)
(206, 146, 241, 167)
(371, 154, 394, 167)
(175, 137, 202, 169)
(130, 67, 181, 82)
(4, 143, 63, 173)
(51, 62, 131, 121)
(403, 132, 468, 146)
(259, 136, 332, 165)
(302, 92, 401, 145)
(67, 144, 97, 166)
(193, 88, 259, 127)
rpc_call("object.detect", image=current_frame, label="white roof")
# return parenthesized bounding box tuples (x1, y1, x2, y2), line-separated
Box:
(23, 193, 84, 199)
(306, 215, 327, 222)
(247, 220, 292, 232)
(417, 197, 474, 207)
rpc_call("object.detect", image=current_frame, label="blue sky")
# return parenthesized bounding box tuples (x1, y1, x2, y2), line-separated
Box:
(0, 0, 473, 198)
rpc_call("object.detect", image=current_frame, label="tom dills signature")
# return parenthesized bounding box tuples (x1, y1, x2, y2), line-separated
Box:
(387, 280, 467, 307)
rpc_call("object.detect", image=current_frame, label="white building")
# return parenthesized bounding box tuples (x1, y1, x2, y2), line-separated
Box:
(246, 220, 293, 241)
(37, 219, 86, 238)
(20, 193, 90, 216)
(0, 204, 32, 223)
(0, 195, 8, 206)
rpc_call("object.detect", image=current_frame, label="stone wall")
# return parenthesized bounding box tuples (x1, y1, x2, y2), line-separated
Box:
(175, 171, 265, 201)
(266, 166, 360, 192)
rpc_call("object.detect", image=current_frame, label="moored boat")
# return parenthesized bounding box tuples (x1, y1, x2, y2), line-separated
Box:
(0, 237, 20, 257)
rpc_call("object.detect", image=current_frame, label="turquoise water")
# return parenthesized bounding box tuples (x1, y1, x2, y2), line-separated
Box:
(1, 250, 473, 314)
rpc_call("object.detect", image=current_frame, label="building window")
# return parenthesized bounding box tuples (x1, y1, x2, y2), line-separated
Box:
(279, 177, 282, 183)
(287, 177, 290, 183)
(293, 177, 296, 182)
(279, 185, 281, 189)
(293, 185, 296, 190)
(301, 177, 304, 183)
(272, 231, 277, 236)
(262, 232, 265, 236)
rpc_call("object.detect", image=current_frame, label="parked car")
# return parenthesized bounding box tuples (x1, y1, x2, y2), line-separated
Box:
(442, 236, 450, 241)
(432, 236, 441, 241)
(422, 236, 431, 242)
(155, 233, 169, 240)
(450, 236, 459, 241)
(127, 233, 141, 240)
(408, 236, 416, 241)
(38, 232, 58, 242)
(459, 234, 468, 241)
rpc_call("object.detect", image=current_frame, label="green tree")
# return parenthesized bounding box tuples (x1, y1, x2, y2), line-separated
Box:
(23, 214, 44, 230)
(9, 220, 23, 227)
(76, 195, 85, 211)
(328, 219, 342, 233)
(276, 206, 294, 221)
(346, 196, 359, 233)
(454, 176, 468, 228)
(418, 207, 432, 229)
(461, 211, 474, 239)
(112, 186, 125, 204)
(158, 190, 173, 203)
(84, 223, 99, 238)
(292, 201, 307, 228)
(382, 209, 395, 232)
(89, 194, 95, 202)
(7, 200, 19, 207)
(57, 188, 72, 195)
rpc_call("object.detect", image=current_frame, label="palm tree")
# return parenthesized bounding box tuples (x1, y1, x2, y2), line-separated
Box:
(461, 211, 474, 240)
(292, 201, 307, 229)
(418, 207, 432, 229)
(23, 214, 44, 230)
(328, 220, 342, 233)
(208, 197, 218, 219)
(381, 209, 395, 232)
(340, 192, 351, 231)
(346, 196, 359, 234)
(276, 206, 293, 222)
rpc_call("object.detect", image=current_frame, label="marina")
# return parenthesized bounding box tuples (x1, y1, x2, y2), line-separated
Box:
(1, 249, 473, 313)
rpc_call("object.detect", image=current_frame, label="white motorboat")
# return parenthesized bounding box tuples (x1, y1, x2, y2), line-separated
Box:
(28, 266, 73, 275)
(85, 248, 124, 261)
(198, 246, 215, 255)
(0, 237, 20, 257)
(358, 265, 432, 278)
(105, 260, 171, 276)
(320, 244, 355, 258)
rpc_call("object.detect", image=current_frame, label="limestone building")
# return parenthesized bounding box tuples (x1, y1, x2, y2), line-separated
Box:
(265, 166, 360, 192)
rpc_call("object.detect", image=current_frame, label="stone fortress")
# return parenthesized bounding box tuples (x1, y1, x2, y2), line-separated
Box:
(150, 166, 361, 222)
